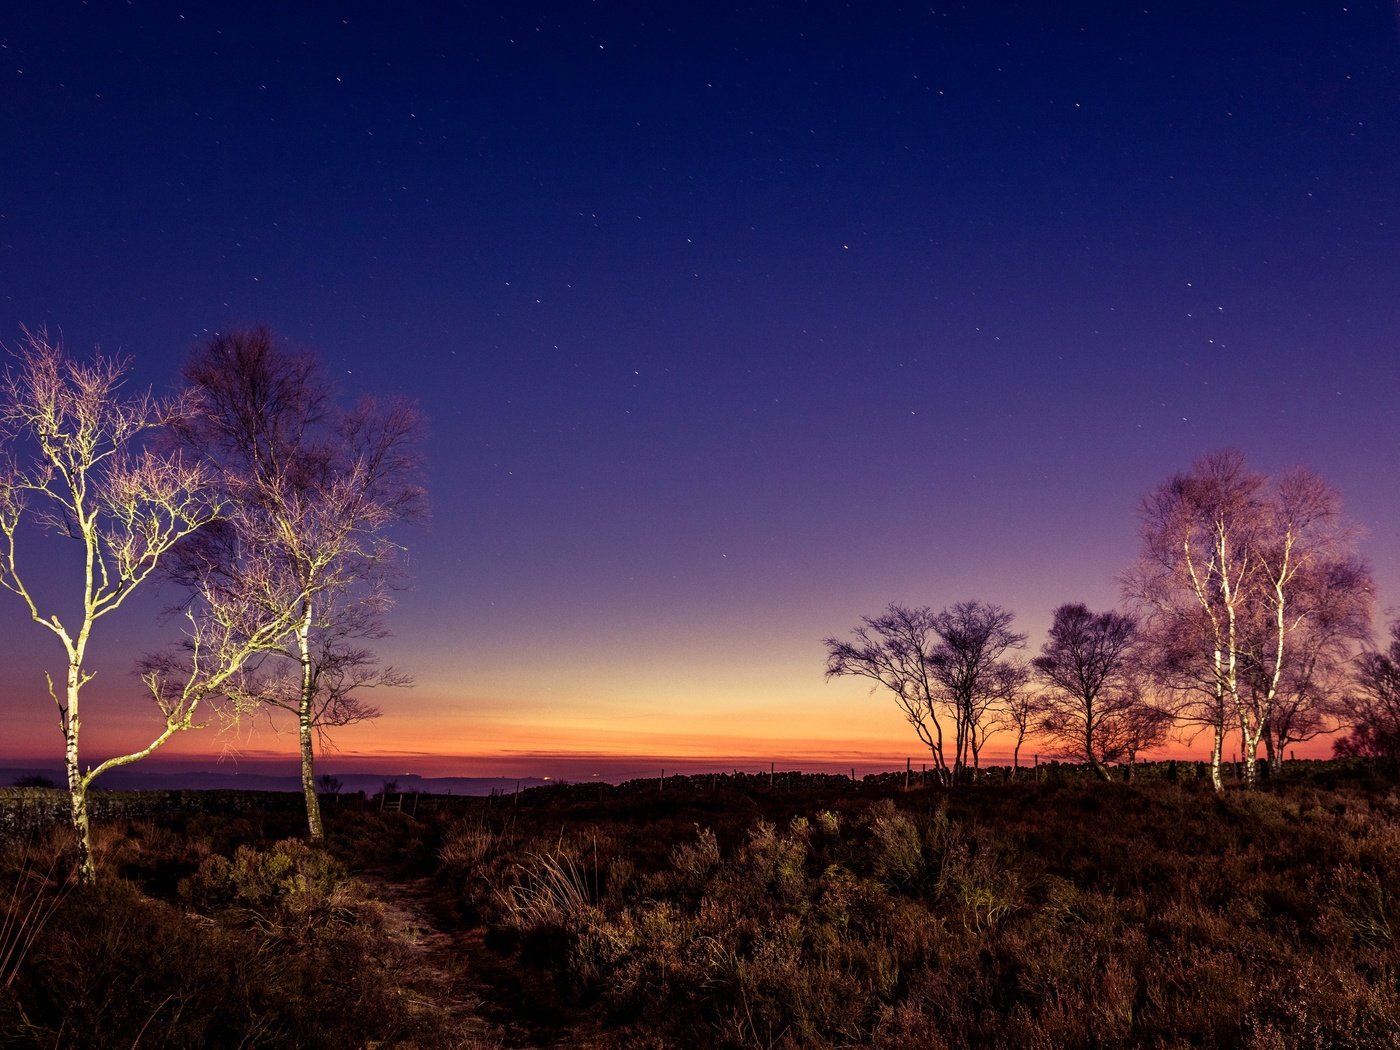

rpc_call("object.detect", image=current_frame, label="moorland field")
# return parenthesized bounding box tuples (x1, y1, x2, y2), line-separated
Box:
(3, 763, 1400, 1048)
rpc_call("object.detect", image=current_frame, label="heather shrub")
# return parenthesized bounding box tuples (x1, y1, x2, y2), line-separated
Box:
(181, 838, 367, 941)
(669, 824, 721, 893)
(437, 776, 1400, 1048)
(866, 800, 922, 888)
(11, 875, 451, 1048)
(439, 815, 503, 871)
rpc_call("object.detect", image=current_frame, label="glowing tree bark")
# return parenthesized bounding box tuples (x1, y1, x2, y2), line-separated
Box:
(0, 332, 225, 881)
(1250, 554, 1371, 773)
(1127, 450, 1367, 790)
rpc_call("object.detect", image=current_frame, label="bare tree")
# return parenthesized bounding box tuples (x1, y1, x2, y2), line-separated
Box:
(827, 601, 1026, 783)
(1334, 621, 1400, 763)
(1114, 689, 1174, 779)
(1134, 597, 1231, 788)
(1251, 554, 1372, 773)
(927, 601, 1027, 780)
(1032, 603, 1140, 781)
(825, 605, 952, 784)
(0, 330, 264, 881)
(172, 329, 424, 842)
(993, 687, 1040, 778)
(231, 596, 412, 750)
(1126, 451, 1258, 790)
(1126, 450, 1370, 790)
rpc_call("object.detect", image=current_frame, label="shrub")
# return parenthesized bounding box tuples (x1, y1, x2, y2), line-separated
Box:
(867, 800, 923, 888)
(181, 838, 367, 942)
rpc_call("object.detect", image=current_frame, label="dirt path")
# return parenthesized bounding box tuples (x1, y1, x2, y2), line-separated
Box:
(371, 874, 611, 1049)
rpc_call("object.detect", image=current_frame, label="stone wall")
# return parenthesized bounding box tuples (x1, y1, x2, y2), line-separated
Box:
(0, 787, 307, 839)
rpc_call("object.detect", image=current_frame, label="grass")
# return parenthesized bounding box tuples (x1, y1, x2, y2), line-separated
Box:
(1, 764, 1399, 1047)
(432, 768, 1400, 1048)
(0, 852, 69, 991)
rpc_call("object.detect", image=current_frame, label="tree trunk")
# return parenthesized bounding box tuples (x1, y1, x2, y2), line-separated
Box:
(1264, 732, 1284, 776)
(1084, 700, 1106, 781)
(300, 706, 322, 843)
(64, 711, 95, 884)
(1209, 720, 1224, 793)
(1239, 716, 1260, 789)
(1086, 723, 1111, 781)
(297, 611, 324, 844)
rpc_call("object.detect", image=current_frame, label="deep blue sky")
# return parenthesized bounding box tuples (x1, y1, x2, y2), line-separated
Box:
(1, 3, 1398, 772)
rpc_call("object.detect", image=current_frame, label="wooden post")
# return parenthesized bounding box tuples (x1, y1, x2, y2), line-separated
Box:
(904, 757, 910, 790)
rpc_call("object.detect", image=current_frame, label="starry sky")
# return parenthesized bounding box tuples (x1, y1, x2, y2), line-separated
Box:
(1, 2, 1398, 778)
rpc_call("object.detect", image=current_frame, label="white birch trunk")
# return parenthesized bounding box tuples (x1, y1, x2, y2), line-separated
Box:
(297, 607, 324, 843)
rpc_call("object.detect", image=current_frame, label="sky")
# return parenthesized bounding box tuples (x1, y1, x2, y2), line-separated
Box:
(0, 2, 1398, 779)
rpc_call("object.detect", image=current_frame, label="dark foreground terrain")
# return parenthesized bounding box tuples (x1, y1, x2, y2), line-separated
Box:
(2, 764, 1399, 1048)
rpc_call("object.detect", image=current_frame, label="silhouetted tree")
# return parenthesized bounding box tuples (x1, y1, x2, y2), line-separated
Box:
(1050, 669, 1176, 779)
(993, 687, 1040, 777)
(170, 329, 425, 842)
(1335, 621, 1400, 763)
(11, 774, 55, 788)
(825, 605, 952, 784)
(927, 601, 1027, 779)
(827, 601, 1026, 783)
(1032, 603, 1140, 781)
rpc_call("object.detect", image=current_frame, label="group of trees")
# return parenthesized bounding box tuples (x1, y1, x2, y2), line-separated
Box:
(827, 451, 1388, 790)
(823, 602, 1028, 785)
(0, 328, 422, 880)
(825, 600, 1169, 785)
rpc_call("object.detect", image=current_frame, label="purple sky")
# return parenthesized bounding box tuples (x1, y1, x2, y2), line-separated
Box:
(1, 3, 1398, 774)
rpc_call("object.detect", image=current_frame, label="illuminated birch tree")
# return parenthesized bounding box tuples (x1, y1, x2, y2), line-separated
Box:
(172, 329, 424, 842)
(0, 330, 274, 881)
(1127, 450, 1368, 790)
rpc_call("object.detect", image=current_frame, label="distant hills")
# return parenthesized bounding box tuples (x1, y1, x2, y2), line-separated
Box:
(0, 767, 555, 796)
